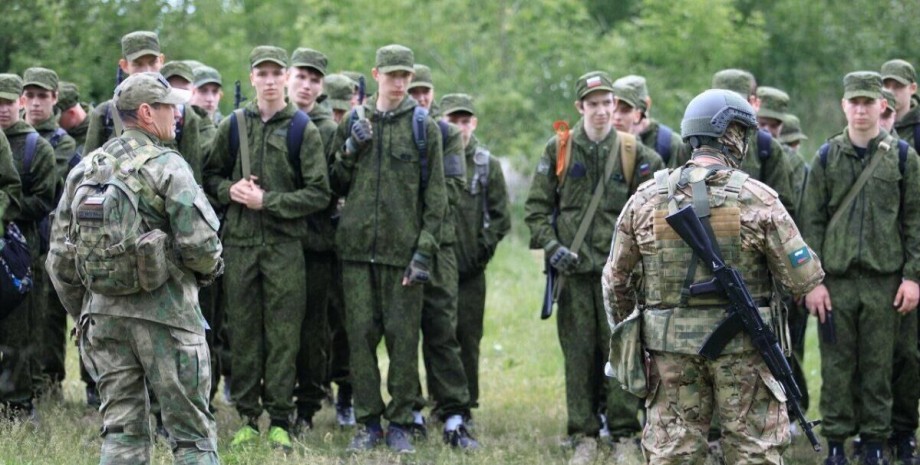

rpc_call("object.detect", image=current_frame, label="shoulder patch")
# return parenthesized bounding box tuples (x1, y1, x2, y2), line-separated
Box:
(788, 246, 812, 268)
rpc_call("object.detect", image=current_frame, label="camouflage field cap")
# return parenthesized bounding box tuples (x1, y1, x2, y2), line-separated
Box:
(756, 86, 789, 122)
(249, 46, 288, 68)
(881, 59, 916, 85)
(440, 93, 475, 116)
(612, 83, 642, 109)
(881, 88, 897, 112)
(114, 72, 190, 110)
(575, 71, 615, 100)
(712, 69, 755, 98)
(183, 60, 205, 71)
(843, 71, 883, 100)
(291, 48, 328, 76)
(22, 67, 59, 91)
(121, 31, 161, 62)
(323, 74, 356, 111)
(0, 74, 23, 101)
(375, 45, 414, 74)
(778, 114, 807, 144)
(614, 75, 649, 112)
(56, 82, 80, 111)
(341, 71, 365, 84)
(193, 66, 222, 88)
(161, 61, 194, 83)
(408, 64, 433, 90)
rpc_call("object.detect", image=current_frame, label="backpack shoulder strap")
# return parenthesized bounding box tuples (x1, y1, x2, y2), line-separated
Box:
(23, 132, 40, 174)
(656, 124, 673, 165)
(412, 106, 430, 191)
(724, 170, 750, 202)
(618, 131, 638, 192)
(818, 142, 830, 168)
(437, 120, 450, 149)
(912, 124, 920, 155)
(757, 129, 772, 159)
(287, 110, 309, 188)
(50, 127, 68, 148)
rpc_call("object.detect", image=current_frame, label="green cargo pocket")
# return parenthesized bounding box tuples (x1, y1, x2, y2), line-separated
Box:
(608, 308, 648, 398)
(169, 328, 206, 392)
(83, 255, 140, 295)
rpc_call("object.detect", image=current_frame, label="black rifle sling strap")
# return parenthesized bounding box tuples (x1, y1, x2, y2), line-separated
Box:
(826, 138, 893, 234)
(233, 109, 251, 180)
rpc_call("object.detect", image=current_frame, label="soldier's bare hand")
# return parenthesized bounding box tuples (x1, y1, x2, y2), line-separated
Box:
(805, 284, 832, 324)
(228, 178, 251, 204)
(894, 279, 920, 314)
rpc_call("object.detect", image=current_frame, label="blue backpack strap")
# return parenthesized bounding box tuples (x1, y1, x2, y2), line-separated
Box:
(413, 106, 429, 191)
(655, 124, 673, 165)
(49, 127, 67, 149)
(21, 132, 40, 192)
(437, 120, 449, 149)
(898, 139, 909, 175)
(818, 142, 830, 168)
(287, 110, 310, 188)
(756, 129, 772, 159)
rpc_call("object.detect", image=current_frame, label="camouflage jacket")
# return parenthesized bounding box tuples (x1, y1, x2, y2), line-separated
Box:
(47, 129, 223, 333)
(191, 104, 217, 149)
(440, 121, 467, 246)
(32, 112, 77, 183)
(524, 122, 663, 274)
(639, 119, 687, 168)
(203, 100, 331, 247)
(301, 103, 340, 254)
(801, 129, 920, 279)
(454, 135, 511, 278)
(895, 94, 920, 153)
(309, 103, 338, 157)
(329, 94, 447, 265)
(783, 145, 809, 223)
(66, 103, 92, 150)
(4, 120, 56, 225)
(0, 131, 22, 223)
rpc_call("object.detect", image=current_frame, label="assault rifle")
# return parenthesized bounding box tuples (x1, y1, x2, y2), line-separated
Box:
(234, 80, 247, 109)
(665, 204, 822, 452)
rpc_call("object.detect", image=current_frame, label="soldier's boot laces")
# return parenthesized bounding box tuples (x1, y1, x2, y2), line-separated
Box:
(386, 424, 415, 454)
(229, 425, 259, 449)
(346, 424, 383, 453)
(891, 433, 920, 465)
(268, 426, 293, 452)
(444, 425, 479, 450)
(569, 436, 598, 465)
(825, 442, 849, 465)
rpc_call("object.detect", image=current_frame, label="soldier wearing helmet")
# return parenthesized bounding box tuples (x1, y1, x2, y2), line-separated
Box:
(603, 88, 825, 464)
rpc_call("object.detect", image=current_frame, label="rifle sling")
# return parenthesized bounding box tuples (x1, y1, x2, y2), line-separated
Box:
(826, 143, 889, 234)
(233, 109, 251, 180)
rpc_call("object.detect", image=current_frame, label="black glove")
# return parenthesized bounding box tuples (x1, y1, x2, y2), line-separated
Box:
(403, 252, 431, 285)
(345, 118, 373, 155)
(548, 242, 578, 273)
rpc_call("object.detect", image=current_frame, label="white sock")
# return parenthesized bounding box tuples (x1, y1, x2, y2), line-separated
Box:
(444, 414, 463, 432)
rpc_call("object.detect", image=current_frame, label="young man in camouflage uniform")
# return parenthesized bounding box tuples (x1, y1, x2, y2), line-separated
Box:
(324, 74, 357, 123)
(190, 65, 223, 126)
(882, 59, 920, 154)
(441, 93, 512, 422)
(802, 71, 920, 465)
(329, 45, 447, 454)
(612, 75, 686, 168)
(525, 71, 662, 465)
(159, 62, 203, 184)
(46, 72, 224, 465)
(604, 88, 825, 465)
(57, 82, 91, 152)
(203, 46, 331, 450)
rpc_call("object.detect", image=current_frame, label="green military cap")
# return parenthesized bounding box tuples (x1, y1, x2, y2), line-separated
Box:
(56, 81, 80, 111)
(183, 60, 206, 71)
(121, 31, 160, 62)
(341, 71, 365, 84)
(612, 83, 642, 109)
(161, 61, 194, 84)
(193, 66, 222, 88)
(249, 45, 288, 68)
(881, 88, 897, 112)
(881, 59, 916, 85)
(712, 69, 755, 98)
(375, 44, 414, 74)
(843, 71, 883, 100)
(614, 75, 649, 111)
(440, 93, 475, 116)
(291, 48, 328, 76)
(0, 74, 23, 101)
(756, 86, 789, 122)
(324, 74, 356, 111)
(22, 67, 59, 91)
(409, 64, 433, 90)
(575, 71, 615, 100)
(114, 72, 190, 111)
(779, 114, 807, 144)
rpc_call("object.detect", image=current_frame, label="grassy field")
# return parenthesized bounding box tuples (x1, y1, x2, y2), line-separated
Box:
(0, 234, 830, 464)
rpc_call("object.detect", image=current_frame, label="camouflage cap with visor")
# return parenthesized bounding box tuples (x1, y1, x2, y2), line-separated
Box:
(881, 59, 916, 86)
(0, 74, 23, 101)
(23, 67, 59, 91)
(375, 45, 414, 74)
(291, 48, 328, 76)
(408, 64, 433, 90)
(756, 86, 789, 122)
(193, 66, 222, 88)
(323, 74, 356, 111)
(56, 81, 80, 111)
(575, 71, 615, 100)
(161, 61, 195, 84)
(114, 72, 190, 110)
(712, 69, 755, 98)
(614, 75, 649, 112)
(612, 83, 642, 110)
(249, 46, 288, 68)
(778, 114, 807, 144)
(121, 31, 161, 62)
(440, 93, 476, 116)
(843, 71, 883, 100)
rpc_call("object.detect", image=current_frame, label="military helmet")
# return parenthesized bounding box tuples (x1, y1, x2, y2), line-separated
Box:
(680, 89, 757, 142)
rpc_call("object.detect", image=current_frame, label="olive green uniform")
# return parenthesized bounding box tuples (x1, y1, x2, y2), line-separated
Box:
(800, 129, 920, 444)
(525, 124, 662, 438)
(640, 119, 686, 168)
(895, 95, 920, 154)
(0, 130, 23, 410)
(66, 103, 92, 150)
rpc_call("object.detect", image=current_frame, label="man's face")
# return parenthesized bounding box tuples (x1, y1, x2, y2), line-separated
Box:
(287, 67, 324, 110)
(0, 98, 22, 129)
(611, 100, 639, 132)
(148, 103, 179, 141)
(757, 117, 783, 138)
(408, 86, 434, 110)
(58, 106, 83, 130)
(250, 63, 287, 104)
(373, 69, 412, 105)
(191, 83, 222, 114)
(21, 86, 57, 124)
(883, 79, 917, 116)
(576, 91, 615, 132)
(842, 96, 885, 132)
(120, 54, 164, 75)
(167, 77, 193, 91)
(446, 112, 477, 147)
(880, 108, 897, 133)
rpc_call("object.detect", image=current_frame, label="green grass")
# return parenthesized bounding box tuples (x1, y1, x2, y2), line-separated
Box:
(0, 235, 830, 464)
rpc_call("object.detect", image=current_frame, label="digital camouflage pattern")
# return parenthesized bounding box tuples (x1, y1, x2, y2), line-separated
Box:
(190, 104, 216, 148)
(0, 131, 24, 408)
(895, 95, 920, 152)
(0, 130, 21, 223)
(32, 112, 77, 182)
(640, 119, 687, 168)
(66, 103, 92, 149)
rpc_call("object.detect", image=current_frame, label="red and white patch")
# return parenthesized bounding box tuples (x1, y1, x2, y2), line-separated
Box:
(586, 76, 603, 88)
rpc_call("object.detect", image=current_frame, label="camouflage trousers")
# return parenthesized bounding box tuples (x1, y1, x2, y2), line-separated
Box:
(0, 292, 34, 409)
(326, 258, 350, 392)
(820, 273, 900, 442)
(342, 262, 423, 426)
(891, 308, 919, 435)
(198, 274, 225, 403)
(457, 270, 486, 410)
(80, 314, 218, 465)
(644, 351, 789, 465)
(294, 251, 333, 418)
(557, 273, 640, 437)
(34, 257, 67, 394)
(416, 245, 471, 420)
(224, 242, 306, 422)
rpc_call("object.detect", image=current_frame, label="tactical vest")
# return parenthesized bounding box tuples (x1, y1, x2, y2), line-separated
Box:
(641, 166, 773, 354)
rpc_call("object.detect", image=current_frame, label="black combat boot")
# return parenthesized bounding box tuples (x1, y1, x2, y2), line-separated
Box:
(860, 441, 889, 465)
(824, 441, 849, 465)
(889, 432, 920, 465)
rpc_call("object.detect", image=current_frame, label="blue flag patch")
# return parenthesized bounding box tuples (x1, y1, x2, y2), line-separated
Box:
(788, 246, 811, 268)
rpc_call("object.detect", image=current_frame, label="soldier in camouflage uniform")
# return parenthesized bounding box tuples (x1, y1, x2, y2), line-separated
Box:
(190, 65, 223, 127)
(45, 72, 224, 465)
(882, 60, 920, 154)
(802, 72, 920, 465)
(0, 130, 21, 227)
(525, 71, 663, 465)
(203, 46, 331, 450)
(329, 45, 447, 454)
(159, 61, 203, 185)
(0, 123, 23, 414)
(324, 74, 357, 123)
(779, 114, 808, 153)
(0, 73, 56, 418)
(604, 88, 825, 465)
(441, 93, 512, 419)
(57, 82, 91, 152)
(613, 75, 687, 168)
(879, 89, 898, 134)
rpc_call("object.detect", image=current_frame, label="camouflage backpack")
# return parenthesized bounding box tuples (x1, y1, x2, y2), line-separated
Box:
(67, 139, 172, 296)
